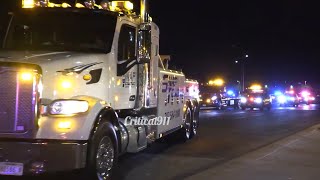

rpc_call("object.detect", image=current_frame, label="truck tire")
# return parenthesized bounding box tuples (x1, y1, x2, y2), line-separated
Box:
(87, 122, 118, 180)
(176, 106, 193, 142)
(192, 100, 200, 127)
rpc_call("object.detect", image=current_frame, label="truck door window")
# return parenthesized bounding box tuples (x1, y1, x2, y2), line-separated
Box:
(117, 24, 136, 76)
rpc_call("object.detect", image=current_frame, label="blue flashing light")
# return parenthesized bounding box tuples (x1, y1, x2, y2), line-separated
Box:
(227, 90, 234, 96)
(274, 91, 282, 96)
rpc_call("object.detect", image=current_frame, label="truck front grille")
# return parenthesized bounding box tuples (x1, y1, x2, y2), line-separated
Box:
(0, 68, 38, 134)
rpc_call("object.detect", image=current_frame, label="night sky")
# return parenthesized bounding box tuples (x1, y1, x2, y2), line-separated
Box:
(1, 0, 320, 86)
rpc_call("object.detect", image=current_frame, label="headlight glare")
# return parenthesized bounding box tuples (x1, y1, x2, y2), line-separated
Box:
(278, 95, 286, 103)
(211, 96, 217, 101)
(50, 100, 89, 115)
(255, 97, 263, 103)
(240, 97, 247, 103)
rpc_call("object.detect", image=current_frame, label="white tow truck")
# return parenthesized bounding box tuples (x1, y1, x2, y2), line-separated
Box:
(0, 0, 199, 179)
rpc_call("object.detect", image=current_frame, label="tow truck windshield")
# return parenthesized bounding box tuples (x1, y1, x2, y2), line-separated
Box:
(3, 9, 117, 53)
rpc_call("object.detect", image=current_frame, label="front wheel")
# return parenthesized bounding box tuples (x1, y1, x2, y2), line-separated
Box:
(87, 123, 117, 180)
(95, 136, 115, 180)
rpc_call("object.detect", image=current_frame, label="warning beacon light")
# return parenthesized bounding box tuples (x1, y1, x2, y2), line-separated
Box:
(22, 0, 134, 13)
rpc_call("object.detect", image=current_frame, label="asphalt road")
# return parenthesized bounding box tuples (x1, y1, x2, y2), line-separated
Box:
(4, 104, 320, 180)
(113, 104, 320, 180)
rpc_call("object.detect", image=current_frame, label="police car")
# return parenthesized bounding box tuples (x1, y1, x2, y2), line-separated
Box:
(240, 85, 272, 110)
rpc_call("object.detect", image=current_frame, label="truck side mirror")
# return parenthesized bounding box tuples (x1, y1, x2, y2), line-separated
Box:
(137, 23, 151, 64)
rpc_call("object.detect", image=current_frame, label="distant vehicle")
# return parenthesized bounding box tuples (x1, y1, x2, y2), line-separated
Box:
(278, 93, 299, 107)
(199, 92, 224, 109)
(240, 92, 272, 110)
(199, 85, 225, 109)
(316, 94, 320, 104)
(298, 91, 315, 105)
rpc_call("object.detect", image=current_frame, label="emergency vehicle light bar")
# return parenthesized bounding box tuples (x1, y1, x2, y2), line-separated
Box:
(22, 0, 71, 8)
(22, 0, 134, 13)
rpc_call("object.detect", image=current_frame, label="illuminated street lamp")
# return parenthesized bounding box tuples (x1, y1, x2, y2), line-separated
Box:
(235, 54, 249, 92)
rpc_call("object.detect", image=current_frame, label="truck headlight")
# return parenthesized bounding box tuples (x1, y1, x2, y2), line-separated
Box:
(50, 100, 89, 115)
(211, 96, 217, 101)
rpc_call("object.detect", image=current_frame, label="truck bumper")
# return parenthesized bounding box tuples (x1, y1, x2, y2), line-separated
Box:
(0, 140, 87, 175)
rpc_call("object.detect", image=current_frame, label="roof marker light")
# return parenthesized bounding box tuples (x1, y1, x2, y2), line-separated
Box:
(110, 1, 134, 11)
(61, 3, 71, 8)
(84, 0, 95, 9)
(22, 0, 35, 8)
(75, 3, 85, 8)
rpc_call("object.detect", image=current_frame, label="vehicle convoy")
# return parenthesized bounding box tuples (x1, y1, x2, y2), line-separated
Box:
(0, 0, 199, 179)
(240, 86, 272, 110)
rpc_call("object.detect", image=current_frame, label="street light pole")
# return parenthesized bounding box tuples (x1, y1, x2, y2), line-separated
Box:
(242, 55, 248, 91)
(236, 80, 241, 96)
(236, 54, 248, 92)
(241, 60, 245, 92)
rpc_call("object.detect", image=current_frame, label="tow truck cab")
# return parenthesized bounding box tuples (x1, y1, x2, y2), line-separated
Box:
(0, 0, 199, 178)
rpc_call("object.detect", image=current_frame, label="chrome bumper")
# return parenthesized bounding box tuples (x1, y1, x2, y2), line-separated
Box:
(0, 140, 87, 175)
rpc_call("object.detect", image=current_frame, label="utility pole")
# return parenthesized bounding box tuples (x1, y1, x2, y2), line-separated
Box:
(240, 54, 248, 92)
(241, 60, 245, 91)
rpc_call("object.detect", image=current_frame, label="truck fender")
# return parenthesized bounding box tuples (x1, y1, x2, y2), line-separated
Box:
(89, 107, 121, 154)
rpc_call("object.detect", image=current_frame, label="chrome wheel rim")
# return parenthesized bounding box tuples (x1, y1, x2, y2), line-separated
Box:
(192, 108, 198, 136)
(185, 109, 191, 139)
(96, 136, 114, 180)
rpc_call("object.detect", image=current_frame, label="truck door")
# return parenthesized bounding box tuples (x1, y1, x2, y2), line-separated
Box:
(114, 24, 138, 109)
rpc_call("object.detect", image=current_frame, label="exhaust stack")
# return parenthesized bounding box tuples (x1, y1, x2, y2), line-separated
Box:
(136, 0, 152, 109)
(140, 0, 149, 23)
